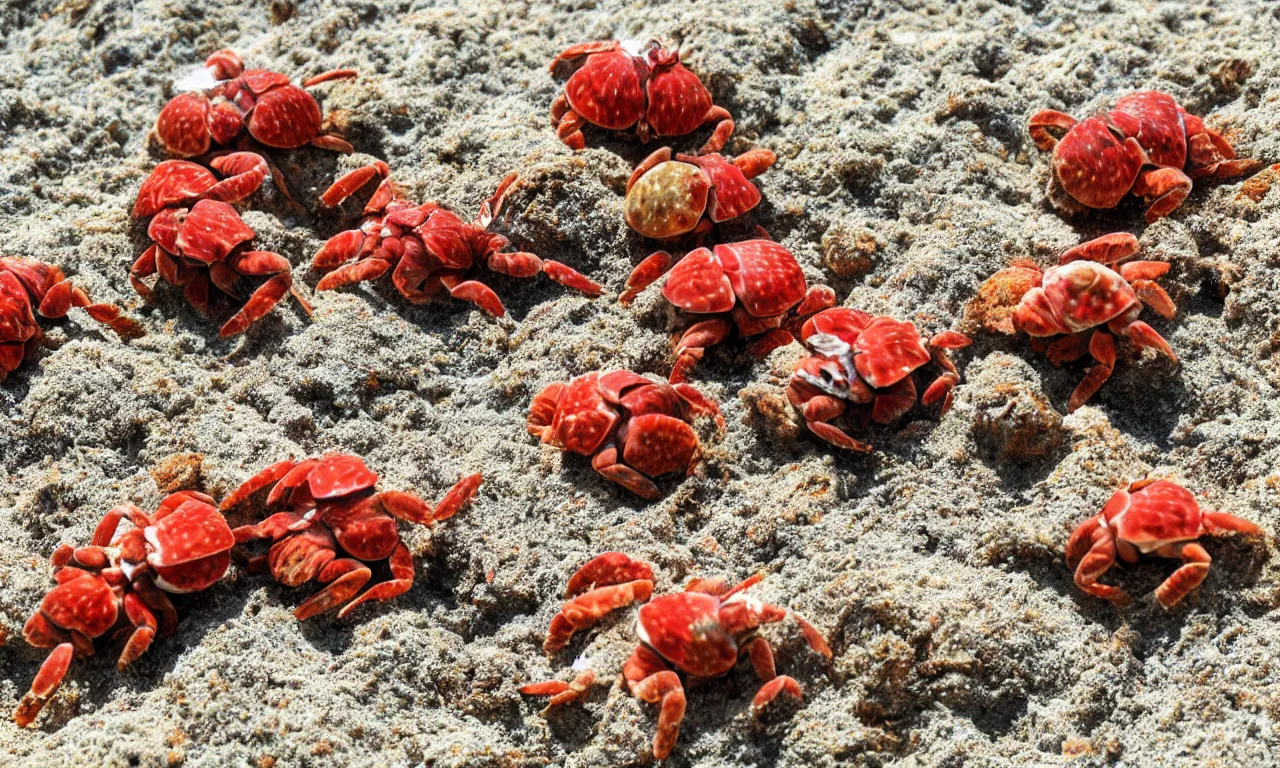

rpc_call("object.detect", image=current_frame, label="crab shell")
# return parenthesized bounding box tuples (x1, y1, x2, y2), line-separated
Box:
(1051, 92, 1187, 210)
(663, 240, 807, 321)
(543, 370, 699, 478)
(559, 42, 715, 138)
(1098, 480, 1213, 553)
(30, 571, 120, 642)
(635, 590, 767, 678)
(799, 308, 932, 390)
(139, 498, 235, 593)
(1013, 260, 1137, 336)
(155, 69, 327, 157)
(147, 199, 256, 266)
(624, 154, 762, 239)
(0, 269, 40, 346)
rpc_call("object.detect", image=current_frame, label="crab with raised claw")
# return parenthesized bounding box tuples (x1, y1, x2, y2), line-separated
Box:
(982, 233, 1176, 412)
(224, 453, 482, 620)
(623, 147, 775, 241)
(622, 238, 835, 382)
(520, 552, 831, 760)
(549, 40, 733, 154)
(1067, 479, 1262, 608)
(155, 49, 355, 159)
(1029, 90, 1261, 222)
(785, 308, 971, 452)
(527, 370, 722, 500)
(312, 163, 602, 317)
(0, 256, 141, 380)
(14, 491, 234, 727)
(131, 155, 311, 337)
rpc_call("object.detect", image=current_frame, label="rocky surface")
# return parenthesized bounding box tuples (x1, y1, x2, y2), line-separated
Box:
(2, 0, 1280, 766)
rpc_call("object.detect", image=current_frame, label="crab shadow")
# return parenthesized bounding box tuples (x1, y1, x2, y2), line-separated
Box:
(2, 579, 250, 732)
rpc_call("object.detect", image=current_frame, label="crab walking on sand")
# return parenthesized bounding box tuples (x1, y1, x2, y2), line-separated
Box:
(14, 492, 234, 728)
(1067, 479, 1263, 608)
(154, 49, 356, 158)
(224, 453, 482, 619)
(521, 552, 831, 760)
(786, 308, 970, 452)
(978, 233, 1177, 412)
(549, 39, 733, 153)
(527, 370, 722, 499)
(0, 256, 141, 380)
(312, 162, 602, 316)
(1029, 90, 1260, 222)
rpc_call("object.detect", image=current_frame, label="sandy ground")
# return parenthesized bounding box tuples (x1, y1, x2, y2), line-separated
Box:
(3, 0, 1280, 765)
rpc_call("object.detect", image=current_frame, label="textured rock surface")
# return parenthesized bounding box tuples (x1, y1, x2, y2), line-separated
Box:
(2, 0, 1280, 766)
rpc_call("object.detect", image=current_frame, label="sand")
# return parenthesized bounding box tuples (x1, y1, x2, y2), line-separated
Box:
(2, 0, 1280, 765)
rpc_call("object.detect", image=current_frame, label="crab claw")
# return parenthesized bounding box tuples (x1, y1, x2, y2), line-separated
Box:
(14, 643, 74, 728)
(320, 161, 390, 208)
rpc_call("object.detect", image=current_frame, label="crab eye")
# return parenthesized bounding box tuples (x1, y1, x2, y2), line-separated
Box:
(820, 368, 834, 381)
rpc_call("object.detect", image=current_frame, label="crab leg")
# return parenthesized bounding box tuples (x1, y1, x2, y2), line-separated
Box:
(746, 329, 796, 359)
(697, 106, 734, 155)
(205, 152, 270, 205)
(218, 251, 294, 338)
(1130, 280, 1176, 319)
(437, 273, 505, 317)
(519, 670, 595, 709)
(1066, 331, 1116, 412)
(564, 552, 655, 597)
(334, 543, 416, 619)
(117, 592, 158, 668)
(13, 643, 74, 728)
(319, 161, 389, 208)
(36, 279, 142, 339)
(624, 646, 686, 760)
(220, 459, 297, 512)
(132, 573, 179, 638)
(544, 579, 654, 653)
(1028, 109, 1077, 151)
(732, 148, 776, 179)
(670, 318, 731, 383)
(1151, 542, 1212, 608)
(294, 558, 373, 620)
(377, 473, 483, 526)
(1064, 514, 1127, 603)
(316, 256, 393, 292)
(620, 251, 672, 305)
(1059, 233, 1140, 265)
(1132, 167, 1193, 224)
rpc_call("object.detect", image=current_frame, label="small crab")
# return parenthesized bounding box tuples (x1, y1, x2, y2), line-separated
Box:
(14, 491, 234, 727)
(312, 163, 602, 316)
(1067, 479, 1262, 608)
(621, 238, 834, 382)
(520, 552, 831, 760)
(224, 453, 482, 619)
(155, 49, 355, 158)
(785, 308, 970, 452)
(623, 147, 775, 240)
(527, 370, 722, 500)
(0, 257, 141, 380)
(982, 233, 1176, 412)
(131, 155, 311, 337)
(1029, 90, 1261, 222)
(548, 40, 733, 153)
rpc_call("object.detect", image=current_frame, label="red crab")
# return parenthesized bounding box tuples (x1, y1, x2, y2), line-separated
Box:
(527, 370, 722, 500)
(623, 147, 775, 241)
(621, 238, 835, 382)
(1029, 90, 1261, 222)
(155, 49, 355, 158)
(785, 308, 970, 452)
(312, 163, 601, 316)
(14, 491, 234, 727)
(0, 257, 141, 380)
(520, 552, 831, 760)
(223, 453, 482, 619)
(984, 233, 1176, 412)
(1067, 479, 1262, 608)
(549, 40, 733, 153)
(131, 155, 311, 337)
